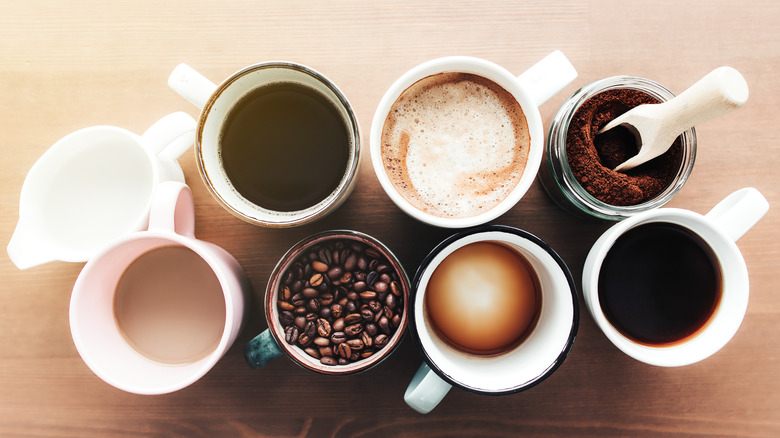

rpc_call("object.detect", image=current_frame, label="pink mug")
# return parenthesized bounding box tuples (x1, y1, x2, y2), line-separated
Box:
(69, 181, 250, 394)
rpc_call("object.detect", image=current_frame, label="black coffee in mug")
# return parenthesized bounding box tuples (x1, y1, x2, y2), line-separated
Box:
(220, 82, 350, 212)
(598, 222, 722, 346)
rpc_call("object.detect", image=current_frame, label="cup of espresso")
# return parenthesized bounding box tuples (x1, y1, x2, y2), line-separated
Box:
(69, 182, 250, 394)
(370, 51, 577, 228)
(168, 62, 361, 227)
(404, 225, 579, 414)
(582, 187, 769, 366)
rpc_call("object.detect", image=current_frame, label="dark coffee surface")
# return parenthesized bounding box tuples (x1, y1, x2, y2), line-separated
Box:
(220, 82, 349, 212)
(598, 222, 722, 346)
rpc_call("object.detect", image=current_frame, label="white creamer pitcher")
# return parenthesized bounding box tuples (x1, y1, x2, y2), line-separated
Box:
(8, 112, 196, 269)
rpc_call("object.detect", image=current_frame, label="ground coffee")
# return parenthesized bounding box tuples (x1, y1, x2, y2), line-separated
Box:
(565, 88, 682, 206)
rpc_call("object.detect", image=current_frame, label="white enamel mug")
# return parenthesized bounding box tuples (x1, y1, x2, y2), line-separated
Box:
(168, 62, 361, 227)
(370, 51, 577, 228)
(70, 181, 250, 394)
(7, 112, 196, 269)
(404, 225, 579, 414)
(583, 187, 769, 367)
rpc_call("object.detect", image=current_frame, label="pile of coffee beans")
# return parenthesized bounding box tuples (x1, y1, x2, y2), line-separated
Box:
(277, 239, 404, 366)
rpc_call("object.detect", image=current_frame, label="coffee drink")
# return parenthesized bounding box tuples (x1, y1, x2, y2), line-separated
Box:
(220, 82, 350, 212)
(598, 222, 722, 346)
(276, 239, 404, 366)
(425, 242, 540, 355)
(114, 245, 226, 365)
(380, 72, 530, 218)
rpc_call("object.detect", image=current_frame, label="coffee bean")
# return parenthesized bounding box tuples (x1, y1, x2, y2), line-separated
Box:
(332, 318, 345, 332)
(316, 318, 332, 337)
(365, 323, 378, 337)
(380, 273, 392, 284)
(319, 346, 334, 357)
(305, 347, 320, 359)
(285, 326, 299, 345)
(318, 248, 332, 265)
(291, 293, 305, 307)
(314, 337, 330, 347)
(337, 358, 349, 365)
(278, 301, 295, 311)
(368, 300, 382, 313)
(360, 350, 374, 359)
(305, 312, 318, 322)
(378, 316, 390, 334)
(302, 287, 319, 298)
(294, 306, 307, 315)
(347, 339, 364, 350)
(309, 273, 324, 287)
(358, 256, 368, 271)
(319, 307, 332, 319)
(366, 271, 378, 286)
(312, 261, 329, 273)
(392, 314, 401, 328)
(331, 304, 344, 319)
(375, 334, 389, 349)
(320, 293, 334, 306)
(347, 291, 359, 301)
(337, 343, 352, 359)
(390, 281, 402, 296)
(344, 253, 357, 271)
(279, 311, 294, 326)
(374, 281, 388, 294)
(281, 286, 292, 301)
(385, 294, 396, 309)
(283, 270, 294, 286)
(297, 333, 313, 347)
(291, 280, 303, 293)
(294, 316, 306, 329)
(320, 356, 338, 366)
(327, 266, 343, 281)
(331, 331, 346, 344)
(345, 323, 364, 337)
(361, 331, 373, 347)
(359, 291, 377, 300)
(365, 248, 381, 258)
(352, 281, 367, 292)
(304, 321, 317, 338)
(345, 313, 363, 325)
(307, 299, 321, 313)
(369, 259, 379, 272)
(361, 307, 374, 321)
(339, 272, 353, 285)
(346, 301, 358, 313)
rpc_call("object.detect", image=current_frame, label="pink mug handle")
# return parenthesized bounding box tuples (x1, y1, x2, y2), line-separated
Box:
(148, 181, 195, 237)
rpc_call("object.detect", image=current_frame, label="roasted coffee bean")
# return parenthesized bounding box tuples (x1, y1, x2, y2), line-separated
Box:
(369, 259, 379, 272)
(320, 293, 334, 306)
(319, 307, 332, 319)
(361, 307, 374, 321)
(378, 316, 391, 334)
(281, 286, 292, 301)
(293, 306, 307, 315)
(347, 339, 364, 350)
(373, 310, 382, 323)
(304, 321, 317, 338)
(285, 326, 299, 345)
(380, 273, 392, 284)
(385, 293, 396, 309)
(373, 281, 388, 294)
(291, 279, 303, 293)
(338, 358, 349, 365)
(294, 316, 306, 329)
(360, 350, 374, 359)
(357, 256, 368, 271)
(317, 281, 330, 293)
(337, 343, 352, 359)
(344, 313, 363, 325)
(278, 301, 295, 311)
(302, 287, 319, 298)
(383, 306, 393, 319)
(347, 291, 359, 301)
(332, 317, 346, 332)
(345, 323, 364, 337)
(283, 270, 294, 286)
(339, 272, 353, 285)
(352, 281, 367, 292)
(316, 318, 332, 337)
(392, 314, 401, 328)
(291, 293, 305, 307)
(331, 331, 346, 344)
(314, 336, 330, 347)
(312, 260, 329, 273)
(365, 323, 378, 337)
(319, 248, 332, 265)
(331, 304, 344, 319)
(374, 334, 389, 349)
(279, 310, 294, 326)
(365, 248, 382, 258)
(346, 301, 358, 313)
(361, 331, 373, 347)
(309, 273, 324, 287)
(321, 356, 338, 366)
(359, 291, 377, 300)
(327, 266, 343, 281)
(298, 333, 313, 347)
(305, 347, 320, 359)
(305, 312, 318, 322)
(366, 271, 378, 286)
(319, 346, 334, 357)
(390, 281, 402, 296)
(344, 253, 357, 271)
(368, 300, 382, 313)
(307, 299, 321, 313)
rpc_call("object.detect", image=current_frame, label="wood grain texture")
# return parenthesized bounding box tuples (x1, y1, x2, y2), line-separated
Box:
(1, 1, 779, 437)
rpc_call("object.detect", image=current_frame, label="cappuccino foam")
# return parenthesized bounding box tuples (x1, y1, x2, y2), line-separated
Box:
(381, 72, 530, 218)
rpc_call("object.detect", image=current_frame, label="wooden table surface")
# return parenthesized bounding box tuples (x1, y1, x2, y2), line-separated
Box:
(2, 1, 779, 437)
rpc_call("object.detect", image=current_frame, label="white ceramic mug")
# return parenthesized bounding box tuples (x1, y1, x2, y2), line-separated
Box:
(370, 51, 577, 228)
(168, 62, 361, 227)
(404, 225, 579, 414)
(7, 112, 196, 269)
(582, 187, 769, 367)
(69, 181, 250, 394)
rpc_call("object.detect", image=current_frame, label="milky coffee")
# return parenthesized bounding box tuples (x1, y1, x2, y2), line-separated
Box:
(380, 73, 530, 218)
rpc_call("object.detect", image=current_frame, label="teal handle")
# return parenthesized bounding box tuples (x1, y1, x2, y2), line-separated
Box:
(244, 329, 283, 369)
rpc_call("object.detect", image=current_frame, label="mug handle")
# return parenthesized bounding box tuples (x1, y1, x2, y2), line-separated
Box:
(168, 63, 218, 110)
(404, 362, 453, 414)
(704, 187, 769, 242)
(148, 181, 196, 237)
(141, 112, 197, 161)
(244, 329, 284, 369)
(516, 50, 578, 107)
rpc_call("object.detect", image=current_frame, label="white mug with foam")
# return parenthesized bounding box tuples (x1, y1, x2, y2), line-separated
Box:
(370, 51, 577, 228)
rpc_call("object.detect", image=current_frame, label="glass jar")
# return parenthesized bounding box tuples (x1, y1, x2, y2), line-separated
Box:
(539, 76, 697, 221)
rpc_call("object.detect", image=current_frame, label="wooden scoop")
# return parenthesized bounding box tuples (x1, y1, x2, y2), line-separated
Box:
(600, 66, 748, 172)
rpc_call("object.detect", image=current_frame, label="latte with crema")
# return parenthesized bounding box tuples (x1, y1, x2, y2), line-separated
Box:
(380, 72, 530, 219)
